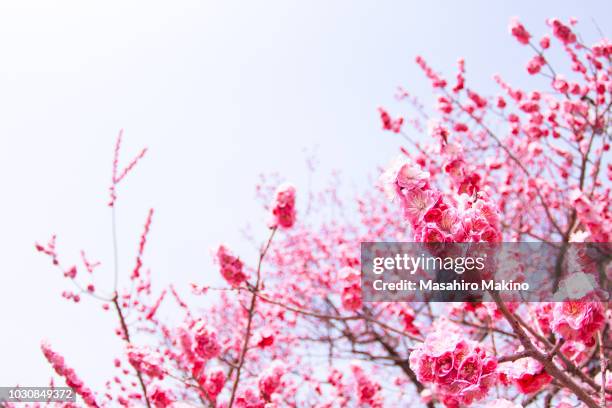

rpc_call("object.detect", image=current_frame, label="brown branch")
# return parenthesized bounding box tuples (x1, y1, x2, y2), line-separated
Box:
(228, 227, 277, 408)
(490, 291, 600, 408)
(251, 291, 423, 342)
(112, 295, 151, 408)
(499, 350, 531, 363)
(598, 330, 607, 408)
(374, 332, 434, 408)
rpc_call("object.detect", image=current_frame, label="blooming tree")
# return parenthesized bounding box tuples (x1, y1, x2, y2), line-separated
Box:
(19, 17, 611, 408)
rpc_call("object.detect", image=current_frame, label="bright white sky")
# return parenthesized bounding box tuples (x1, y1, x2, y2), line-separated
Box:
(0, 0, 609, 395)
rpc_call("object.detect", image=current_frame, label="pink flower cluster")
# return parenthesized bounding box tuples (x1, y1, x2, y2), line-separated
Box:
(108, 130, 147, 207)
(216, 245, 247, 287)
(235, 387, 265, 408)
(409, 331, 497, 407)
(126, 344, 165, 380)
(416, 55, 447, 88)
(498, 357, 552, 394)
(569, 189, 611, 242)
(339, 267, 362, 311)
(378, 107, 404, 133)
(509, 18, 531, 45)
(551, 300, 605, 346)
(193, 320, 221, 359)
(351, 364, 383, 407)
(258, 361, 285, 401)
(548, 18, 576, 44)
(381, 159, 500, 242)
(150, 387, 174, 408)
(270, 183, 297, 229)
(526, 55, 546, 75)
(203, 367, 226, 400)
(41, 341, 99, 407)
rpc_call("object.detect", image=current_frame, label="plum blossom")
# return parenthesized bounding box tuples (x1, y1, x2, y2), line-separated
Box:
(235, 387, 265, 408)
(539, 35, 550, 49)
(526, 55, 545, 75)
(254, 327, 275, 348)
(270, 183, 296, 229)
(380, 157, 431, 201)
(509, 18, 531, 45)
(378, 107, 404, 133)
(498, 358, 552, 394)
(126, 344, 165, 380)
(150, 387, 174, 408)
(193, 321, 221, 359)
(551, 300, 605, 345)
(41, 341, 99, 407)
(569, 189, 611, 242)
(216, 245, 247, 287)
(548, 18, 576, 44)
(339, 267, 362, 311)
(409, 330, 497, 406)
(351, 364, 383, 407)
(258, 361, 284, 401)
(203, 367, 226, 399)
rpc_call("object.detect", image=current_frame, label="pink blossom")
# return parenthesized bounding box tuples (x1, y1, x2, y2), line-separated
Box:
(548, 18, 576, 44)
(339, 267, 362, 311)
(402, 190, 439, 226)
(150, 387, 174, 408)
(258, 362, 284, 401)
(64, 265, 77, 279)
(409, 331, 497, 405)
(592, 39, 612, 57)
(526, 55, 545, 75)
(415, 223, 446, 243)
(396, 162, 430, 192)
(437, 96, 453, 114)
(399, 309, 421, 336)
(416, 55, 448, 88)
(108, 130, 147, 207)
(351, 364, 383, 407)
(467, 90, 487, 109)
(204, 367, 226, 398)
(41, 341, 99, 407)
(235, 387, 265, 408)
(216, 245, 247, 287)
(454, 122, 469, 132)
(498, 358, 551, 394)
(552, 300, 605, 345)
(126, 344, 165, 379)
(193, 321, 221, 359)
(132, 208, 154, 279)
(380, 157, 430, 202)
(378, 107, 404, 133)
(270, 183, 296, 229)
(509, 18, 531, 45)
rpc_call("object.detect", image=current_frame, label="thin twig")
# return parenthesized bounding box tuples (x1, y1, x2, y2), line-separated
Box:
(227, 227, 277, 407)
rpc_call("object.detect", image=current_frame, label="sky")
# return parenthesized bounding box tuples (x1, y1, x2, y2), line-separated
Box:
(0, 0, 609, 395)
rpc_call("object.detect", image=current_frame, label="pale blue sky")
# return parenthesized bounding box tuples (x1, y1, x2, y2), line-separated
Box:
(0, 0, 609, 394)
